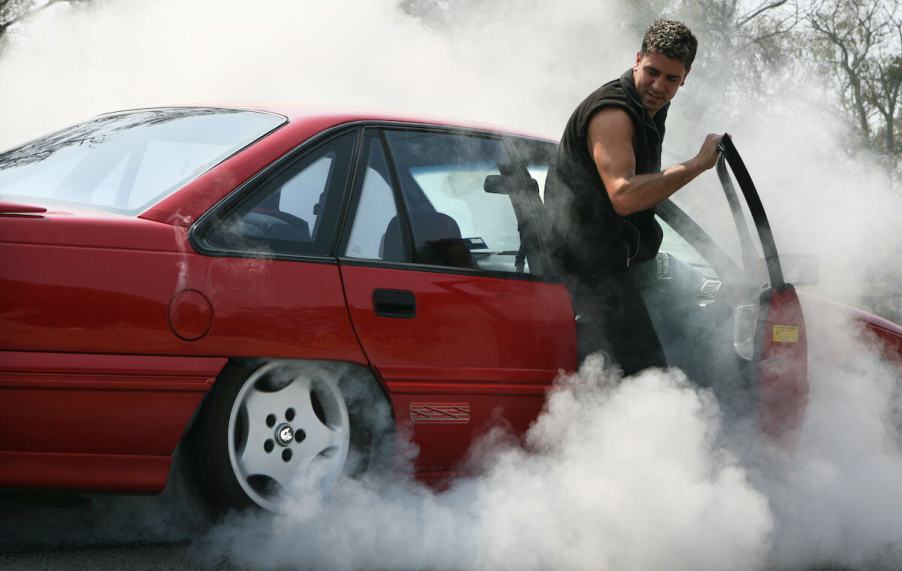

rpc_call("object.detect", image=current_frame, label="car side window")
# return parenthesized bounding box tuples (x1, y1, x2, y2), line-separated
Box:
(199, 131, 355, 257)
(382, 129, 537, 274)
(343, 135, 408, 262)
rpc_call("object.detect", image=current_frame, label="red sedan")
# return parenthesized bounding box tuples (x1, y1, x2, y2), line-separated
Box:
(1, 106, 899, 514)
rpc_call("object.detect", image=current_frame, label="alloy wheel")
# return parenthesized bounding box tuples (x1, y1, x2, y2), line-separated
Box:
(226, 362, 350, 512)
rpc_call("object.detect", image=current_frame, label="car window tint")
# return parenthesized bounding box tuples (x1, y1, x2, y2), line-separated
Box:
(344, 136, 406, 261)
(0, 108, 285, 214)
(383, 129, 535, 274)
(128, 140, 231, 209)
(200, 131, 355, 257)
(277, 156, 333, 225)
(91, 153, 131, 206)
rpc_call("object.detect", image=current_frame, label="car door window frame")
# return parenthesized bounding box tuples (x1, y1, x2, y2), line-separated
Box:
(337, 122, 560, 284)
(716, 135, 785, 288)
(189, 125, 362, 263)
(338, 128, 415, 263)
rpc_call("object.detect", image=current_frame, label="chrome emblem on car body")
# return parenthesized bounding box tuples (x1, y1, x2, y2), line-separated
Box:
(275, 423, 294, 446)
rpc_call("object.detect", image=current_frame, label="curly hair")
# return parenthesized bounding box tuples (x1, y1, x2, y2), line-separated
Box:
(640, 20, 698, 69)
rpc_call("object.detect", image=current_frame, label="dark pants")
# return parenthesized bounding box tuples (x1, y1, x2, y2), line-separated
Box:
(570, 268, 667, 376)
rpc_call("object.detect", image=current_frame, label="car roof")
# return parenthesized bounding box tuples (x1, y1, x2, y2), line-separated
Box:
(138, 104, 557, 226)
(111, 103, 557, 143)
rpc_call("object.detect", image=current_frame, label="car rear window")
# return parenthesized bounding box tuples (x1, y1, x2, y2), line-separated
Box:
(0, 108, 286, 214)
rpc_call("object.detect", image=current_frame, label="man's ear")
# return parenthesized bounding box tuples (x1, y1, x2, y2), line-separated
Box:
(634, 51, 642, 69)
(680, 66, 691, 86)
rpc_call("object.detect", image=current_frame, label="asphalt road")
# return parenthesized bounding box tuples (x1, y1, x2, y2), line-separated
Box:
(1, 542, 208, 571)
(0, 463, 236, 570)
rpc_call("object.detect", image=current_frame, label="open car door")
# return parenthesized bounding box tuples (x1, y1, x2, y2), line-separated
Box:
(717, 134, 809, 441)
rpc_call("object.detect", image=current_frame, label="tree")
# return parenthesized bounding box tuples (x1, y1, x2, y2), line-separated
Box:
(807, 0, 902, 163)
(0, 0, 85, 45)
(674, 0, 801, 91)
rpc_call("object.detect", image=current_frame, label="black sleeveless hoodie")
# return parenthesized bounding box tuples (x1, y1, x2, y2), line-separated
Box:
(544, 68, 666, 279)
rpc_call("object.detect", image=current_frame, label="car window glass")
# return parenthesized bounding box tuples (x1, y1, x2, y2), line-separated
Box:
(200, 131, 355, 257)
(344, 136, 405, 261)
(90, 153, 131, 206)
(384, 130, 534, 274)
(128, 141, 231, 209)
(0, 108, 285, 214)
(277, 156, 332, 227)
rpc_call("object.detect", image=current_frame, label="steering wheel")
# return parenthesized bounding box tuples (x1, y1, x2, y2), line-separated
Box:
(241, 210, 311, 242)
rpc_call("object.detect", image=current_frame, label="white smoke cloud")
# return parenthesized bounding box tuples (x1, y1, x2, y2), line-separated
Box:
(200, 324, 902, 571)
(759, 303, 902, 570)
(0, 0, 644, 149)
(3, 1, 902, 569)
(205, 360, 773, 571)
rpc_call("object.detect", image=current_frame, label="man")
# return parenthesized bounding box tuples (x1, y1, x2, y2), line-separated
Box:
(544, 19, 722, 375)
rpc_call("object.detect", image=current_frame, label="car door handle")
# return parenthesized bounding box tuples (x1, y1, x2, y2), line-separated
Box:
(372, 289, 416, 318)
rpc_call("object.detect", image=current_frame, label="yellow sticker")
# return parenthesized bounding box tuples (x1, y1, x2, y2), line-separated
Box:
(773, 325, 800, 343)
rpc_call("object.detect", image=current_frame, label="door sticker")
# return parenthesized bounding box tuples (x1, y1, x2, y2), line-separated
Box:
(773, 325, 800, 343)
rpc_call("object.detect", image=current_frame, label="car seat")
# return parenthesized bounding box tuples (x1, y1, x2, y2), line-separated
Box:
(381, 211, 475, 268)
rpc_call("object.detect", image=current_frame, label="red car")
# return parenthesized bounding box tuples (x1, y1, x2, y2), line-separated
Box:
(1, 106, 899, 514)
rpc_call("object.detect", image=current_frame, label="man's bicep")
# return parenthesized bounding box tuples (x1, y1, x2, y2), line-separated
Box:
(586, 107, 636, 192)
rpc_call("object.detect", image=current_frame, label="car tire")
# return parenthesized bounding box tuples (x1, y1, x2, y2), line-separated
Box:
(186, 359, 394, 516)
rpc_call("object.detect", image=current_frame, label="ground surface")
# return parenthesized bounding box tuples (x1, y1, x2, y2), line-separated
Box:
(1, 542, 210, 570)
(0, 464, 232, 570)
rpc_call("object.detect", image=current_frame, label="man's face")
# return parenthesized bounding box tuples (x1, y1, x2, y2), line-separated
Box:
(632, 51, 689, 115)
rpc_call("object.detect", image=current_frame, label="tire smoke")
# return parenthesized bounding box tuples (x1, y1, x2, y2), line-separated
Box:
(205, 359, 774, 571)
(203, 324, 902, 571)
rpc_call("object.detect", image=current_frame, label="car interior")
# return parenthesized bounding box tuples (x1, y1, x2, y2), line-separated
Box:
(382, 212, 476, 268)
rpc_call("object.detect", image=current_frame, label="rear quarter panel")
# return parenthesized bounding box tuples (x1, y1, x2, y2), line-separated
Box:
(0, 212, 365, 492)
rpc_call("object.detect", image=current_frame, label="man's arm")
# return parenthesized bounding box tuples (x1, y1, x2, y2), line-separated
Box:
(587, 107, 721, 216)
